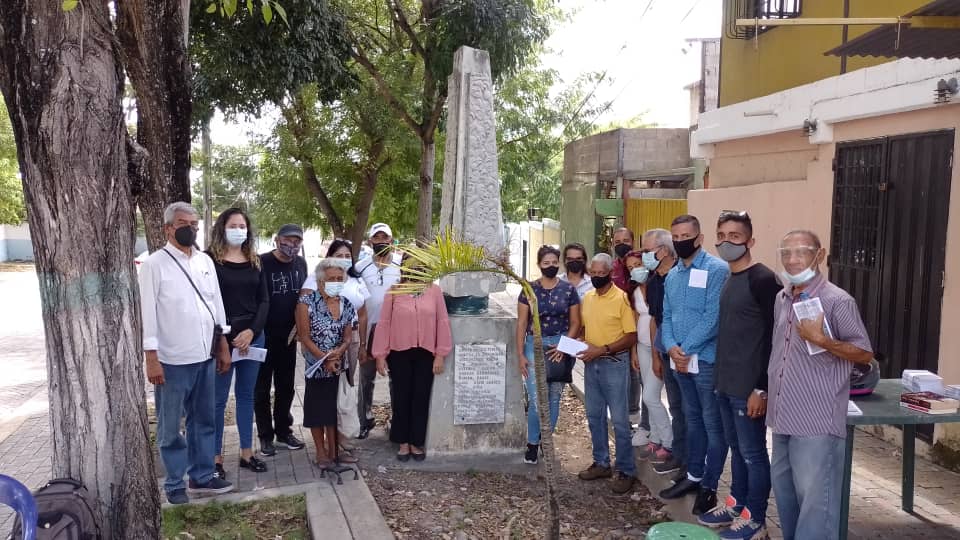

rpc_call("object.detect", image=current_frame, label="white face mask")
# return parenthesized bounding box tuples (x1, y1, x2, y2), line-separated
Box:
(781, 267, 817, 287)
(324, 282, 344, 297)
(225, 228, 247, 246)
(330, 258, 352, 271)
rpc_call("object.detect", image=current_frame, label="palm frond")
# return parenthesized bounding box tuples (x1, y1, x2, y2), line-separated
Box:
(390, 228, 516, 294)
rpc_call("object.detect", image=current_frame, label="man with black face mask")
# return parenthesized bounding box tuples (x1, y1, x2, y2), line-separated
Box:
(254, 224, 308, 456)
(659, 214, 730, 517)
(140, 202, 233, 504)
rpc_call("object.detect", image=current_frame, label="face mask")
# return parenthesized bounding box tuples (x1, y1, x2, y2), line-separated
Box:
(614, 243, 632, 259)
(781, 266, 817, 287)
(642, 250, 661, 271)
(716, 241, 748, 263)
(324, 282, 344, 297)
(225, 228, 247, 247)
(630, 267, 649, 284)
(673, 237, 700, 259)
(371, 242, 391, 256)
(541, 266, 559, 279)
(174, 225, 196, 248)
(331, 258, 352, 270)
(277, 243, 299, 259)
(565, 260, 585, 275)
(591, 275, 611, 289)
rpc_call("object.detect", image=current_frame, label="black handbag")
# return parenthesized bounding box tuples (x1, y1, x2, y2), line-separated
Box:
(163, 249, 223, 358)
(542, 340, 574, 383)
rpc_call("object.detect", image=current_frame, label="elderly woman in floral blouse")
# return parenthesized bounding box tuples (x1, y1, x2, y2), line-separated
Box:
(296, 259, 358, 467)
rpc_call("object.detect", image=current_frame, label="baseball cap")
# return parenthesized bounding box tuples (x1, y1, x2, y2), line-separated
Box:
(368, 223, 392, 238)
(277, 224, 304, 239)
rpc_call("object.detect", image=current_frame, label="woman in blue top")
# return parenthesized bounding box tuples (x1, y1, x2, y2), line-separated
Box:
(296, 259, 358, 467)
(515, 245, 582, 465)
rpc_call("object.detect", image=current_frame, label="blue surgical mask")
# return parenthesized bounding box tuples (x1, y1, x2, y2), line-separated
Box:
(225, 228, 247, 246)
(781, 267, 817, 287)
(642, 251, 660, 271)
(324, 282, 344, 297)
(330, 258, 352, 271)
(630, 267, 649, 284)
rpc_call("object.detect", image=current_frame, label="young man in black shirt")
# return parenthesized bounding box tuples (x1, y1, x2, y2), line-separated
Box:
(698, 211, 781, 540)
(254, 223, 308, 455)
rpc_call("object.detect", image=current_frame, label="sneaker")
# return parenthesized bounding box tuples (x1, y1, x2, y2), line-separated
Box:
(277, 433, 305, 450)
(523, 443, 539, 465)
(578, 463, 613, 481)
(637, 442, 660, 460)
(166, 489, 188, 505)
(213, 463, 226, 481)
(631, 428, 650, 447)
(650, 447, 673, 464)
(698, 495, 742, 528)
(653, 455, 682, 475)
(692, 487, 718, 515)
(611, 472, 636, 494)
(260, 438, 277, 457)
(719, 515, 769, 540)
(187, 477, 234, 496)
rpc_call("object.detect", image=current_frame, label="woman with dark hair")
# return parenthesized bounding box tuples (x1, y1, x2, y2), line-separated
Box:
(207, 208, 270, 478)
(516, 245, 582, 465)
(559, 242, 594, 300)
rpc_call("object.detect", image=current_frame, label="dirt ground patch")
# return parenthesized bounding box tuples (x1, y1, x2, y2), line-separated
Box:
(365, 388, 668, 539)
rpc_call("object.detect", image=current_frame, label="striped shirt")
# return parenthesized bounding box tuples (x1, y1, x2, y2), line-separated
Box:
(766, 273, 873, 438)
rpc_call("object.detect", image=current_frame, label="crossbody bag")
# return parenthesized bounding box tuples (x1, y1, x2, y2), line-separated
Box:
(162, 249, 223, 358)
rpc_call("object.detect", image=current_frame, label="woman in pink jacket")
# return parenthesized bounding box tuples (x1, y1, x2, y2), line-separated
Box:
(372, 257, 453, 462)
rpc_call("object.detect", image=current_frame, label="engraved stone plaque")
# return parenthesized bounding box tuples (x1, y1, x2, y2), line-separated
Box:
(453, 343, 506, 425)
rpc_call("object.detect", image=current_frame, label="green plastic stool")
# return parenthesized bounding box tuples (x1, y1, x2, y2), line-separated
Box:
(646, 522, 721, 540)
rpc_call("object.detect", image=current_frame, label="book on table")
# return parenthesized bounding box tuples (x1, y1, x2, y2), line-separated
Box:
(900, 391, 960, 413)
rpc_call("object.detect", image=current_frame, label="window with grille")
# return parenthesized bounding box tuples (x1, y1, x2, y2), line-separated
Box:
(830, 141, 884, 270)
(725, 0, 803, 39)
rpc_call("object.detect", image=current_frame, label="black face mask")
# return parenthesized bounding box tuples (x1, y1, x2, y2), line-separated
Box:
(591, 275, 612, 289)
(565, 260, 585, 275)
(174, 225, 196, 248)
(541, 266, 559, 279)
(614, 243, 632, 259)
(673, 237, 700, 259)
(371, 242, 391, 256)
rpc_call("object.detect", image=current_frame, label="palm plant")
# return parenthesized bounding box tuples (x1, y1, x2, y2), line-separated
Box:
(394, 229, 562, 539)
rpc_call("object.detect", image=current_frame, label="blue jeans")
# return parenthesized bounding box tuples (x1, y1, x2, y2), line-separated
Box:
(717, 392, 771, 524)
(155, 359, 216, 494)
(215, 333, 265, 453)
(524, 335, 565, 445)
(673, 362, 726, 489)
(772, 433, 844, 540)
(656, 326, 685, 462)
(584, 351, 635, 476)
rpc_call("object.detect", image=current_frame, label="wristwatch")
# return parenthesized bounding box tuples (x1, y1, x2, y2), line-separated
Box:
(753, 389, 768, 400)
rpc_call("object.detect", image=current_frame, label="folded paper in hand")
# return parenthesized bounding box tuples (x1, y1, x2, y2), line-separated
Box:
(669, 353, 700, 374)
(557, 336, 588, 357)
(792, 297, 834, 355)
(231, 346, 267, 363)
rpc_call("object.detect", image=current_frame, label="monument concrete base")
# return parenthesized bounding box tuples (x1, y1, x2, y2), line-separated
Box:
(426, 291, 525, 454)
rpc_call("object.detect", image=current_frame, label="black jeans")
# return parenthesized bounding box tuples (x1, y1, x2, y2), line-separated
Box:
(661, 355, 686, 463)
(254, 331, 297, 441)
(387, 347, 435, 447)
(357, 324, 378, 428)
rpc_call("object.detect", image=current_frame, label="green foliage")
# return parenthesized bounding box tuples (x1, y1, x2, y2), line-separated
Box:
(191, 144, 261, 218)
(203, 0, 288, 25)
(61, 0, 78, 12)
(162, 494, 308, 538)
(0, 99, 25, 225)
(190, 0, 353, 127)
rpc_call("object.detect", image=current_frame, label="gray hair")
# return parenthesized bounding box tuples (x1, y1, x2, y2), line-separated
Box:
(644, 228, 676, 258)
(163, 202, 199, 225)
(591, 252, 614, 272)
(314, 258, 347, 280)
(782, 229, 822, 250)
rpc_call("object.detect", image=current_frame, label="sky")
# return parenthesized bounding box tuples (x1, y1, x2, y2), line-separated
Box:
(210, 0, 723, 144)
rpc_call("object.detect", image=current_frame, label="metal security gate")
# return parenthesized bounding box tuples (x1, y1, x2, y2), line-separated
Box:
(830, 130, 954, 381)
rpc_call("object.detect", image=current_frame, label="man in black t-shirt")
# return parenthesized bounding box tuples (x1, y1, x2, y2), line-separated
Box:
(697, 211, 781, 539)
(254, 223, 308, 456)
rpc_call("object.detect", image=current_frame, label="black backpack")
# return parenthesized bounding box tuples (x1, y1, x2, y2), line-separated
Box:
(12, 478, 100, 540)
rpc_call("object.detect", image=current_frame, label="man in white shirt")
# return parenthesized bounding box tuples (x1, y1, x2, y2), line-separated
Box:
(139, 202, 233, 504)
(355, 222, 402, 438)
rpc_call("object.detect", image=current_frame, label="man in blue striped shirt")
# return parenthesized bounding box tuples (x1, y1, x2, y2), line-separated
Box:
(658, 215, 730, 516)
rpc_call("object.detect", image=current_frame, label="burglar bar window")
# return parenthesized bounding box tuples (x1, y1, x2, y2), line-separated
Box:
(724, 0, 803, 39)
(757, 0, 802, 20)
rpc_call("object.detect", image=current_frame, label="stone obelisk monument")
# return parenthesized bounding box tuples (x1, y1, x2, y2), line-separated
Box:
(426, 46, 524, 455)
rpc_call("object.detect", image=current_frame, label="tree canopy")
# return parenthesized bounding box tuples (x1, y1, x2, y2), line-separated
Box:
(0, 96, 24, 224)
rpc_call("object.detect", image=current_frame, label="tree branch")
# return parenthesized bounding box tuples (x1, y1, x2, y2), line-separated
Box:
(350, 48, 422, 136)
(301, 160, 346, 238)
(389, 0, 425, 58)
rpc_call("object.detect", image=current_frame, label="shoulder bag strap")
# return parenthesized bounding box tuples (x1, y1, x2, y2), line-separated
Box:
(162, 248, 216, 323)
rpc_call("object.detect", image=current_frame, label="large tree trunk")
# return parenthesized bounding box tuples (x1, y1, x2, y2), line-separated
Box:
(0, 2, 161, 538)
(117, 0, 193, 251)
(416, 137, 436, 242)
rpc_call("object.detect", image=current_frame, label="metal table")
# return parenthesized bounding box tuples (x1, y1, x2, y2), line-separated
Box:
(841, 379, 960, 540)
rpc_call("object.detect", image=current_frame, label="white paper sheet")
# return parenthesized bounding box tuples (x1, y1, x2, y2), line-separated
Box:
(688, 268, 708, 289)
(847, 400, 863, 416)
(557, 336, 589, 357)
(792, 297, 834, 355)
(231, 346, 267, 363)
(669, 353, 700, 374)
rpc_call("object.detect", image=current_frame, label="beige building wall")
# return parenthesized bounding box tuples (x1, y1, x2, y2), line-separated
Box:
(689, 106, 960, 402)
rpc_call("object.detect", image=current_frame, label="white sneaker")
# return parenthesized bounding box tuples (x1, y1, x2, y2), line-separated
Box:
(631, 428, 650, 447)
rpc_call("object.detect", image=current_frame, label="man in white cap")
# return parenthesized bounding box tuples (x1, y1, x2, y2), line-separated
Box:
(356, 222, 403, 438)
